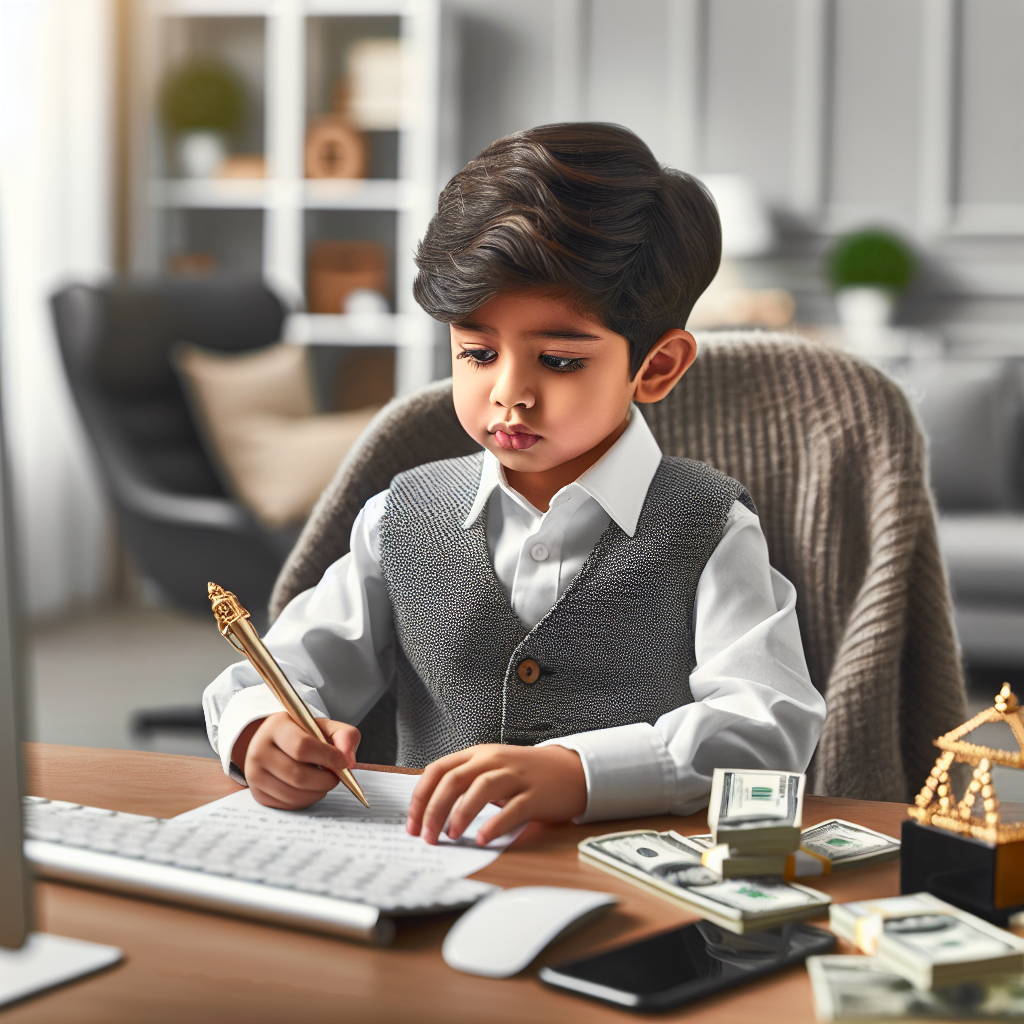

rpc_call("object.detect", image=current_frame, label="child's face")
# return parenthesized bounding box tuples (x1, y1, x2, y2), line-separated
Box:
(450, 290, 638, 478)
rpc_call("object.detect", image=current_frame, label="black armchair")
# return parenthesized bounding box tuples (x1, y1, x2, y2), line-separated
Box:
(51, 277, 298, 628)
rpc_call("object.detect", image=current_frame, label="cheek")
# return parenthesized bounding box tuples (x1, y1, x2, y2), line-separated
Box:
(552, 372, 626, 431)
(451, 366, 491, 437)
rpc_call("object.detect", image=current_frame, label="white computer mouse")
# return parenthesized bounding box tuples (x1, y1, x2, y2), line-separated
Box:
(441, 886, 618, 978)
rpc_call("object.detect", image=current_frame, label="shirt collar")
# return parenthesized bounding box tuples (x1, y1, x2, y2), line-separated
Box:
(462, 406, 663, 537)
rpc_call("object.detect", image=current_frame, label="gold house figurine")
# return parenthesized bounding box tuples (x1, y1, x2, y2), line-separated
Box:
(903, 684, 1024, 920)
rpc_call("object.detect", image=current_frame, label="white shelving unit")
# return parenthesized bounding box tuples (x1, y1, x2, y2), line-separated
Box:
(130, 0, 441, 395)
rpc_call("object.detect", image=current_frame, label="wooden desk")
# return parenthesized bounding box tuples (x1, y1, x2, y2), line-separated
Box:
(12, 744, 911, 1023)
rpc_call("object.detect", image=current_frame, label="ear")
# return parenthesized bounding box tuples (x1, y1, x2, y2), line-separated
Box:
(632, 329, 697, 403)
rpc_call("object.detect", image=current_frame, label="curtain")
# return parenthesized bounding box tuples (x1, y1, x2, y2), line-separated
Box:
(0, 0, 114, 616)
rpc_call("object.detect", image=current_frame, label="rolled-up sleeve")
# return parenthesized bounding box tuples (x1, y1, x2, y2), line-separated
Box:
(203, 491, 396, 782)
(543, 502, 826, 822)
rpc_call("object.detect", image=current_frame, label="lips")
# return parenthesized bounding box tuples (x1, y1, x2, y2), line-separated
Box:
(492, 426, 540, 451)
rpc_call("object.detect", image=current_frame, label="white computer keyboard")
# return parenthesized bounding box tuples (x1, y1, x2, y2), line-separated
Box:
(23, 797, 498, 945)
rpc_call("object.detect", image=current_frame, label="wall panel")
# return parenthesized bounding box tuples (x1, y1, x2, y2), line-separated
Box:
(828, 0, 922, 229)
(703, 0, 796, 203)
(957, 0, 1024, 215)
(587, 0, 672, 158)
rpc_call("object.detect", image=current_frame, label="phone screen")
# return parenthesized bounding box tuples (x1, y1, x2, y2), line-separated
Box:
(539, 920, 835, 1011)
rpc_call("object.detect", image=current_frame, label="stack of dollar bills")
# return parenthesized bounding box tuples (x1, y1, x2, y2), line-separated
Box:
(806, 954, 1024, 1021)
(577, 828, 831, 934)
(708, 768, 805, 858)
(829, 893, 1024, 990)
(675, 818, 900, 880)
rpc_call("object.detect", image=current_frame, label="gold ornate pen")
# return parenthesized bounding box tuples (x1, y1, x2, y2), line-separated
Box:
(208, 582, 369, 808)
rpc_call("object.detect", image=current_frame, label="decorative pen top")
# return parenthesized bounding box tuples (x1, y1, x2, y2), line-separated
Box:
(208, 582, 249, 637)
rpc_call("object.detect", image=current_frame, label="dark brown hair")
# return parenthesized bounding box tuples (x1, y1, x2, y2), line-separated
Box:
(413, 123, 721, 377)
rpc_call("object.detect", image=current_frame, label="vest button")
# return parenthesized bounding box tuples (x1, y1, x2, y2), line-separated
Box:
(517, 659, 541, 684)
(529, 543, 549, 561)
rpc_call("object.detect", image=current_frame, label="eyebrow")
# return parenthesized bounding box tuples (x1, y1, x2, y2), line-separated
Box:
(451, 321, 602, 341)
(528, 329, 602, 341)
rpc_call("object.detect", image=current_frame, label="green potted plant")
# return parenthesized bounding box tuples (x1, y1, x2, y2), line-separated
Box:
(827, 228, 916, 336)
(160, 59, 246, 179)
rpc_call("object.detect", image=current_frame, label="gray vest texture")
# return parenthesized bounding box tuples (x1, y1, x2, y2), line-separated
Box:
(377, 452, 755, 769)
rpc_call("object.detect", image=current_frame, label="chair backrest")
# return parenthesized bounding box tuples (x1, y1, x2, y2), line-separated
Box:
(52, 278, 287, 497)
(272, 333, 967, 799)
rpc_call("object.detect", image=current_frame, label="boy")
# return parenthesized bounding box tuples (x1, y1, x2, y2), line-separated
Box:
(203, 123, 825, 847)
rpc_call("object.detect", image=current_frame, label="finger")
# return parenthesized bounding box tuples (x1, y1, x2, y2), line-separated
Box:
(420, 761, 491, 844)
(271, 721, 351, 776)
(258, 744, 340, 793)
(247, 762, 334, 809)
(447, 770, 520, 839)
(473, 793, 533, 846)
(407, 752, 472, 835)
(319, 719, 361, 767)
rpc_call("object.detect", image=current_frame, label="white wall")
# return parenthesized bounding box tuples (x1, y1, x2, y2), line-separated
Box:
(0, 0, 114, 617)
(445, 0, 1024, 348)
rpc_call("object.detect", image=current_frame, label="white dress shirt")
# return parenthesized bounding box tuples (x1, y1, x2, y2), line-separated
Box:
(204, 409, 826, 821)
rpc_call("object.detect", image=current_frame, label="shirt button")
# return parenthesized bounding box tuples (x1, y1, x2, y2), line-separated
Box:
(517, 659, 541, 684)
(529, 543, 549, 562)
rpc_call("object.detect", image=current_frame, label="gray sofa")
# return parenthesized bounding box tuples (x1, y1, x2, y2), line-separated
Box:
(899, 358, 1024, 667)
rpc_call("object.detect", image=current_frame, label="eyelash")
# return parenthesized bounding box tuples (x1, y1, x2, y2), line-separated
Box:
(455, 349, 587, 373)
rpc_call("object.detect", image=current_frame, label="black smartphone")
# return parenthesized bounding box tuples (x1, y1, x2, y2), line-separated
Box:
(539, 919, 835, 1011)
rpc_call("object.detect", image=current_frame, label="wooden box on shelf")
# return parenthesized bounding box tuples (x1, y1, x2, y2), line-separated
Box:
(307, 240, 387, 314)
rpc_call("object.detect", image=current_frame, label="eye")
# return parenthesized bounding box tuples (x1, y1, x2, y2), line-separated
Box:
(456, 347, 497, 366)
(540, 354, 587, 372)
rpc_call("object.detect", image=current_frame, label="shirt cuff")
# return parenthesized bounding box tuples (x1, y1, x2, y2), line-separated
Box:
(216, 683, 329, 784)
(540, 722, 677, 823)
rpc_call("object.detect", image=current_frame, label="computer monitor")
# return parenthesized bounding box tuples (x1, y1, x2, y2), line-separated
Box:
(0, 245, 121, 1006)
(0, 363, 31, 951)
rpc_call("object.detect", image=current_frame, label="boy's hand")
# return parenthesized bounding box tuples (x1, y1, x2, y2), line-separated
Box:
(406, 744, 587, 846)
(232, 713, 360, 810)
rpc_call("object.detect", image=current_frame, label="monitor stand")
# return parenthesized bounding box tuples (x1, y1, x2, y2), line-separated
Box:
(0, 933, 122, 1008)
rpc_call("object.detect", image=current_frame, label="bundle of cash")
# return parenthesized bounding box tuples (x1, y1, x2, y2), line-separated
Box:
(708, 768, 806, 854)
(675, 819, 901, 880)
(807, 954, 1024, 1021)
(578, 829, 831, 934)
(670, 832, 790, 878)
(799, 819, 901, 872)
(829, 893, 1024, 989)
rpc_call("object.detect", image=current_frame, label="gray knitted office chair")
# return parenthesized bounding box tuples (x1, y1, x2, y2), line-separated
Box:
(271, 332, 967, 799)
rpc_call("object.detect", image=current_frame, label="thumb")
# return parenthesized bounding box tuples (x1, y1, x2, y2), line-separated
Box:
(319, 718, 361, 768)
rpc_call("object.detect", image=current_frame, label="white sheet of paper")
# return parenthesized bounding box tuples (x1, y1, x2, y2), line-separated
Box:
(172, 769, 521, 880)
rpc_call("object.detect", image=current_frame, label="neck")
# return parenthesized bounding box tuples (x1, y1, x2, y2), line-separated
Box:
(503, 416, 629, 512)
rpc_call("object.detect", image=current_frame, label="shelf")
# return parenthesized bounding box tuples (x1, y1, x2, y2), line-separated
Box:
(150, 178, 266, 208)
(304, 179, 413, 210)
(149, 178, 413, 210)
(135, 0, 441, 394)
(156, 0, 416, 15)
(285, 312, 433, 347)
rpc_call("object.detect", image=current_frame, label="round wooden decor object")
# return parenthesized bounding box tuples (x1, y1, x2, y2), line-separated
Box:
(305, 116, 366, 179)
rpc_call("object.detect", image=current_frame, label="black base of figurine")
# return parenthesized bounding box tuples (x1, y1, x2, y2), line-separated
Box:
(901, 821, 1024, 925)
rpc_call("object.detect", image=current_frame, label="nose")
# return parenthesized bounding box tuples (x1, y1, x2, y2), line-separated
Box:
(489, 354, 535, 410)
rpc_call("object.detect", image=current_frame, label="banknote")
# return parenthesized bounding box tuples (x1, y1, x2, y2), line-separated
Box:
(882, 914, 1019, 967)
(709, 769, 805, 829)
(807, 955, 1024, 1021)
(587, 831, 719, 887)
(800, 820, 900, 865)
(831, 893, 1024, 989)
(580, 830, 830, 926)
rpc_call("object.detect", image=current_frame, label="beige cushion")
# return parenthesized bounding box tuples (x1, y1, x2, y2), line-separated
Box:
(173, 342, 379, 528)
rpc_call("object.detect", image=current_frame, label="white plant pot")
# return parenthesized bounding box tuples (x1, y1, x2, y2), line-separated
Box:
(177, 131, 227, 179)
(835, 286, 898, 359)
(835, 287, 894, 332)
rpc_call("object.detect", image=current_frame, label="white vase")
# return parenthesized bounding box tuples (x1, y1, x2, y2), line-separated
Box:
(835, 286, 898, 359)
(835, 286, 894, 332)
(177, 131, 227, 179)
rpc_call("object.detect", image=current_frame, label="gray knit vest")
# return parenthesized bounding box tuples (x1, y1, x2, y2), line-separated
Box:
(377, 452, 755, 768)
